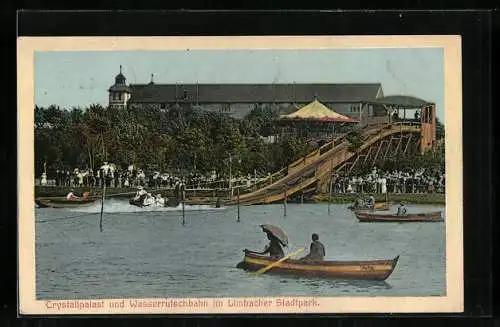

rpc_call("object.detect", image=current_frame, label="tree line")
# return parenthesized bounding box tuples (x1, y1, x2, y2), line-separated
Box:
(35, 104, 315, 178)
(35, 103, 445, 179)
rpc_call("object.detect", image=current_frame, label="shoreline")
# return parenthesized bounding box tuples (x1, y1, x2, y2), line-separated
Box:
(34, 186, 445, 205)
(310, 192, 445, 205)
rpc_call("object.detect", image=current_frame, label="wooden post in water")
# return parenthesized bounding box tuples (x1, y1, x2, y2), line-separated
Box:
(283, 185, 287, 217)
(181, 187, 186, 226)
(99, 137, 106, 232)
(300, 176, 304, 204)
(99, 172, 106, 232)
(181, 201, 185, 226)
(328, 177, 333, 216)
(237, 187, 240, 222)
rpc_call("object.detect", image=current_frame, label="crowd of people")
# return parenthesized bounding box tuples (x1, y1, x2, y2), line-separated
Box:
(40, 163, 444, 195)
(332, 166, 445, 194)
(42, 164, 218, 190)
(39, 163, 274, 192)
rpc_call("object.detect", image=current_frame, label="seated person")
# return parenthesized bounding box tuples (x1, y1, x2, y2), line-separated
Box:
(355, 197, 365, 209)
(365, 195, 375, 209)
(300, 233, 326, 261)
(155, 194, 165, 206)
(134, 186, 148, 201)
(244, 232, 285, 259)
(142, 193, 156, 206)
(82, 191, 90, 200)
(396, 203, 407, 216)
(66, 189, 79, 200)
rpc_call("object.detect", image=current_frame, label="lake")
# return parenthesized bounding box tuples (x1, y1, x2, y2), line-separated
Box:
(35, 200, 446, 299)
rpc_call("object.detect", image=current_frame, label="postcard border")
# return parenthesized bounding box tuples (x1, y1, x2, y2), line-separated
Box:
(17, 35, 463, 315)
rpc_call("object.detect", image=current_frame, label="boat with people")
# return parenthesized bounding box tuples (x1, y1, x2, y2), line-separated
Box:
(348, 201, 390, 211)
(348, 195, 390, 211)
(35, 196, 97, 208)
(237, 224, 399, 281)
(354, 210, 443, 222)
(236, 253, 400, 281)
(128, 186, 181, 208)
(128, 194, 180, 208)
(36, 190, 98, 208)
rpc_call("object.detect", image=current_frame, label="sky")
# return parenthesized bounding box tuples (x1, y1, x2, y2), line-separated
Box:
(34, 48, 444, 122)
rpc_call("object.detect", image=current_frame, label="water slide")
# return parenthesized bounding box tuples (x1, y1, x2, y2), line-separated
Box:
(228, 123, 420, 205)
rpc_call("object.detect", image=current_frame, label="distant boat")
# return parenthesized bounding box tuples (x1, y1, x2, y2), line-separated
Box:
(35, 197, 97, 209)
(354, 210, 443, 222)
(348, 202, 390, 211)
(129, 197, 180, 208)
(236, 252, 400, 281)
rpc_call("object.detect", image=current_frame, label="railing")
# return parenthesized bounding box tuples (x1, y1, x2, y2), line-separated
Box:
(226, 122, 426, 204)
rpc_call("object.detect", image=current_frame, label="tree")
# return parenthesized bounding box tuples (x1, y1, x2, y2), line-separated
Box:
(34, 102, 321, 178)
(436, 117, 445, 140)
(346, 129, 365, 153)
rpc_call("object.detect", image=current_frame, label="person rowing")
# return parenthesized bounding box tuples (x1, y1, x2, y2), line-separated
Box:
(66, 189, 79, 201)
(244, 231, 285, 259)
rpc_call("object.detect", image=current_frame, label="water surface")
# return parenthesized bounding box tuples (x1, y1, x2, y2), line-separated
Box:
(36, 201, 446, 299)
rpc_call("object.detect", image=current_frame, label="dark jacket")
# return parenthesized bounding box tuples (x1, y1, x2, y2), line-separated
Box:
(302, 240, 326, 260)
(246, 238, 285, 259)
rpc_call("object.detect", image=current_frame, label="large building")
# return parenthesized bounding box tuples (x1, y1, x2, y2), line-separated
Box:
(108, 66, 385, 122)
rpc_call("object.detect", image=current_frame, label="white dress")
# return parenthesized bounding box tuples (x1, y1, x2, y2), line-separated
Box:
(381, 178, 387, 194)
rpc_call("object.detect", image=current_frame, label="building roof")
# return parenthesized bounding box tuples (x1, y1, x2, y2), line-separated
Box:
(108, 84, 132, 92)
(367, 95, 433, 108)
(280, 100, 359, 123)
(127, 83, 383, 104)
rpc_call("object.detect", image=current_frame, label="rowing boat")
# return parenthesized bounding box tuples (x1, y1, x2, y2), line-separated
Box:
(354, 210, 443, 222)
(236, 252, 399, 281)
(348, 202, 390, 211)
(35, 197, 98, 208)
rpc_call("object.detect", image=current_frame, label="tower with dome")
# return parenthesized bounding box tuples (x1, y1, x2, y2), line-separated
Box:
(108, 65, 131, 109)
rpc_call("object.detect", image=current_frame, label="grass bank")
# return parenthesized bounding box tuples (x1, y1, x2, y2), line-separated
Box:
(311, 192, 445, 204)
(36, 186, 445, 205)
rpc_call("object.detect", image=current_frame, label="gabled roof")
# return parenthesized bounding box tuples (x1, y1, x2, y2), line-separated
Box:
(127, 83, 383, 104)
(280, 100, 359, 123)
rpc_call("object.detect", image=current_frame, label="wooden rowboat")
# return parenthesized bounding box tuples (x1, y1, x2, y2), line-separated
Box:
(35, 197, 98, 208)
(354, 210, 443, 222)
(236, 252, 399, 281)
(348, 202, 390, 211)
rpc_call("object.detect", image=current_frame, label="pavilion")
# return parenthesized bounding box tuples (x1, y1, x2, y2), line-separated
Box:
(364, 95, 437, 152)
(278, 99, 359, 139)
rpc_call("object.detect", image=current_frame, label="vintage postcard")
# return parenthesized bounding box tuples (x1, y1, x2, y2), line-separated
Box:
(18, 35, 463, 315)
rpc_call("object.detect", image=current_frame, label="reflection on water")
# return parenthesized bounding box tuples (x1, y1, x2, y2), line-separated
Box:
(35, 201, 445, 299)
(279, 275, 393, 292)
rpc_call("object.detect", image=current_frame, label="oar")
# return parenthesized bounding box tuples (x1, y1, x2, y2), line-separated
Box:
(252, 247, 305, 276)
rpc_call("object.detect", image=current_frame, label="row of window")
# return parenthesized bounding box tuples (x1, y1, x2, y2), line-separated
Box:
(111, 92, 124, 101)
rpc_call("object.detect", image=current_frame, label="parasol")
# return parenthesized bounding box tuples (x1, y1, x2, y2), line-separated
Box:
(260, 224, 288, 247)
